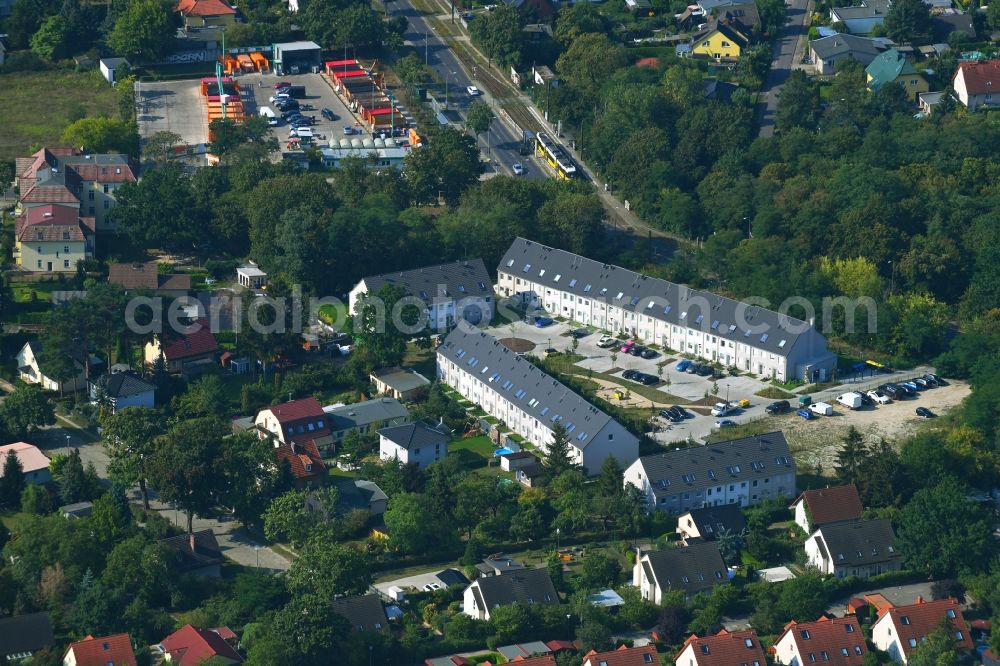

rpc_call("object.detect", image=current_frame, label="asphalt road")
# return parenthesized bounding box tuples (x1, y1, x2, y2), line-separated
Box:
(758, 0, 811, 137)
(387, 0, 545, 179)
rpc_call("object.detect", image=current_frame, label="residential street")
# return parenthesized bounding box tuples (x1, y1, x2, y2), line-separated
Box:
(758, 0, 813, 136)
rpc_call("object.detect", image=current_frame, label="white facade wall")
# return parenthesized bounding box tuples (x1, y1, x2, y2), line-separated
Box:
(18, 238, 89, 273)
(497, 270, 792, 381)
(793, 499, 811, 532)
(871, 616, 906, 664)
(804, 533, 832, 574)
(462, 583, 490, 620)
(675, 643, 699, 666)
(633, 555, 664, 604)
(953, 71, 998, 111)
(378, 434, 445, 469)
(773, 632, 804, 666)
(349, 280, 490, 331)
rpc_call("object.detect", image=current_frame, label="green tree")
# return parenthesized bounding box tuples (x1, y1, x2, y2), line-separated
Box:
(107, 0, 176, 60)
(384, 492, 459, 555)
(908, 618, 961, 666)
(834, 426, 867, 486)
(20, 484, 52, 515)
(0, 384, 56, 438)
(286, 528, 370, 598)
(403, 126, 483, 205)
(60, 117, 140, 157)
(262, 489, 315, 548)
(897, 479, 995, 577)
(555, 33, 626, 101)
(102, 407, 161, 509)
(174, 374, 231, 420)
(351, 283, 414, 372)
(142, 130, 183, 166)
(543, 421, 577, 479)
(776, 70, 821, 132)
(577, 551, 620, 591)
(884, 0, 931, 43)
(58, 448, 99, 504)
(469, 3, 523, 68)
(30, 14, 71, 60)
(989, 0, 1000, 29)
(465, 101, 495, 138)
(0, 452, 26, 509)
(555, 4, 610, 45)
(146, 417, 228, 535)
(109, 164, 203, 252)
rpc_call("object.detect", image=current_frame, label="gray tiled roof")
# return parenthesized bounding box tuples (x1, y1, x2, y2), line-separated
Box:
(634, 432, 794, 499)
(643, 542, 729, 596)
(680, 504, 748, 540)
(331, 595, 389, 633)
(361, 258, 492, 307)
(815, 518, 900, 567)
(498, 238, 814, 357)
(326, 398, 409, 431)
(474, 567, 559, 608)
(0, 612, 54, 658)
(438, 327, 623, 450)
(377, 421, 448, 450)
(90, 371, 156, 399)
(810, 33, 882, 60)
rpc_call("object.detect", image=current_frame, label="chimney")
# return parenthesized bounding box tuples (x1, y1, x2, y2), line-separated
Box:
(915, 596, 924, 604)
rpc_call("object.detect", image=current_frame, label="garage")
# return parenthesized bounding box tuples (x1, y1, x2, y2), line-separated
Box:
(272, 41, 322, 75)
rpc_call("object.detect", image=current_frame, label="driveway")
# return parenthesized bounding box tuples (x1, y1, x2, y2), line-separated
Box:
(758, 0, 812, 137)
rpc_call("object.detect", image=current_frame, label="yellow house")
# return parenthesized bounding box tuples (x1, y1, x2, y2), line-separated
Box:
(14, 205, 94, 273)
(692, 21, 749, 60)
(865, 48, 929, 102)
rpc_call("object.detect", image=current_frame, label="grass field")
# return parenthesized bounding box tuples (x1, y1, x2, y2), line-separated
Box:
(0, 69, 120, 163)
(11, 280, 63, 303)
(449, 435, 495, 457)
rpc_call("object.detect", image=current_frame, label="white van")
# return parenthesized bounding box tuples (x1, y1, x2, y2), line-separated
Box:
(808, 401, 833, 416)
(258, 106, 278, 126)
(836, 392, 863, 410)
(289, 127, 313, 139)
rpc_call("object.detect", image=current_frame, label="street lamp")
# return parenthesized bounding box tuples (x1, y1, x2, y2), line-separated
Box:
(425, 32, 429, 65)
(254, 545, 261, 569)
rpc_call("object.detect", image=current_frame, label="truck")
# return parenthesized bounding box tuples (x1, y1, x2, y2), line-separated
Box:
(286, 85, 307, 99)
(836, 392, 863, 410)
(710, 401, 736, 417)
(808, 401, 833, 416)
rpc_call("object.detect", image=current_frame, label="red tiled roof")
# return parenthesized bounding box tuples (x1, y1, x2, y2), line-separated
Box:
(175, 0, 236, 16)
(159, 624, 243, 665)
(264, 397, 325, 424)
(20, 183, 79, 204)
(677, 630, 767, 666)
(863, 594, 894, 614)
(636, 57, 660, 68)
(64, 633, 137, 666)
(16, 147, 78, 180)
(509, 657, 557, 665)
(584, 644, 660, 666)
(109, 262, 191, 291)
(955, 60, 1000, 95)
(794, 485, 863, 526)
(158, 319, 218, 361)
(68, 162, 136, 183)
(22, 204, 81, 226)
(776, 616, 867, 666)
(546, 640, 581, 652)
(878, 598, 972, 656)
(275, 440, 325, 482)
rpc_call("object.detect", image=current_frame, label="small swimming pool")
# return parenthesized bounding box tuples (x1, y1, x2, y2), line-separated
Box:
(494, 447, 515, 456)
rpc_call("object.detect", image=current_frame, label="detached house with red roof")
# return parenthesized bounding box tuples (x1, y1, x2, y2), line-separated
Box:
(953, 60, 1000, 111)
(675, 630, 767, 666)
(255, 398, 331, 487)
(157, 624, 243, 665)
(175, 0, 236, 28)
(144, 319, 219, 374)
(790, 485, 863, 534)
(774, 616, 868, 666)
(63, 633, 137, 666)
(583, 644, 659, 666)
(871, 598, 972, 664)
(14, 205, 94, 273)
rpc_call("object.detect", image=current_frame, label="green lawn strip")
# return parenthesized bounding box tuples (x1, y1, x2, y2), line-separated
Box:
(756, 386, 796, 399)
(0, 511, 32, 531)
(449, 434, 495, 457)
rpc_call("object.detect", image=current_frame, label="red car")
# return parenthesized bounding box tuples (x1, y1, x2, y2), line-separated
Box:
(619, 340, 635, 353)
(274, 81, 291, 90)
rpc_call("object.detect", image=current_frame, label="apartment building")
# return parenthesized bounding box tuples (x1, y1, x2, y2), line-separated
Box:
(624, 431, 796, 513)
(496, 238, 835, 383)
(14, 205, 94, 273)
(437, 326, 639, 475)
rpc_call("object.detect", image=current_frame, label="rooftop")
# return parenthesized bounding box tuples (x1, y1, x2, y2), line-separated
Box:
(64, 633, 137, 666)
(0, 442, 52, 475)
(0, 612, 54, 660)
(583, 644, 659, 666)
(776, 616, 867, 666)
(158, 625, 243, 665)
(89, 371, 156, 399)
(678, 630, 766, 666)
(793, 484, 864, 526)
(359, 258, 493, 307)
(371, 367, 432, 393)
(879, 598, 972, 655)
(156, 319, 218, 361)
(641, 542, 729, 596)
(378, 421, 449, 451)
(472, 567, 559, 609)
(679, 504, 748, 541)
(813, 518, 900, 567)
(331, 595, 390, 634)
(326, 398, 410, 431)
(954, 59, 1000, 94)
(109, 262, 191, 292)
(174, 0, 236, 16)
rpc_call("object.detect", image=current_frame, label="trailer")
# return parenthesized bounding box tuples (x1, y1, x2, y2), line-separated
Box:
(286, 85, 307, 99)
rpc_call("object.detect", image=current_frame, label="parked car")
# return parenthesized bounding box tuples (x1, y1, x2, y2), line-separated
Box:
(915, 407, 935, 418)
(924, 373, 945, 385)
(635, 373, 658, 385)
(274, 81, 291, 90)
(512, 163, 524, 175)
(343, 125, 354, 135)
(675, 359, 692, 372)
(467, 85, 481, 96)
(533, 316, 553, 328)
(859, 393, 874, 406)
(640, 348, 658, 359)
(671, 405, 691, 419)
(765, 400, 790, 415)
(321, 107, 337, 120)
(269, 93, 290, 104)
(836, 392, 863, 410)
(660, 408, 682, 423)
(622, 369, 638, 380)
(685, 363, 701, 374)
(867, 390, 891, 404)
(900, 382, 919, 394)
(628, 345, 645, 357)
(808, 401, 833, 416)
(710, 368, 726, 379)
(715, 419, 737, 428)
(796, 409, 814, 420)
(619, 340, 635, 353)
(543, 348, 560, 358)
(569, 328, 589, 339)
(913, 377, 930, 389)
(597, 335, 617, 348)
(695, 365, 713, 377)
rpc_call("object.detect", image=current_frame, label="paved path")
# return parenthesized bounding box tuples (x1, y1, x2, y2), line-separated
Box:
(758, 0, 813, 136)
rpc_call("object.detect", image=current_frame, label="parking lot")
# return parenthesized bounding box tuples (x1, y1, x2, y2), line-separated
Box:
(136, 78, 209, 148)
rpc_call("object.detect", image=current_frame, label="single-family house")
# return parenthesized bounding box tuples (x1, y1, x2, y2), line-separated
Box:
(829, 0, 890, 34)
(157, 625, 243, 665)
(308, 478, 388, 517)
(931, 12, 975, 43)
(14, 205, 94, 273)
(255, 397, 334, 455)
(0, 443, 52, 485)
(438, 326, 639, 475)
(866, 49, 929, 101)
(144, 319, 219, 373)
(462, 567, 559, 621)
(331, 595, 390, 634)
(477, 554, 525, 577)
(634, 543, 729, 602)
(774, 616, 867, 666)
(804, 518, 901, 578)
(370, 367, 431, 402)
(624, 432, 796, 514)
(871, 598, 972, 664)
(348, 258, 494, 330)
(236, 261, 267, 289)
(790, 484, 863, 533)
(715, 3, 761, 33)
(497, 643, 556, 663)
(809, 34, 882, 75)
(498, 238, 836, 382)
(108, 261, 191, 296)
(675, 630, 767, 666)
(88, 371, 156, 412)
(99, 58, 129, 86)
(952, 60, 1000, 111)
(676, 504, 747, 543)
(326, 398, 410, 447)
(63, 633, 137, 666)
(160, 530, 224, 578)
(16, 340, 99, 393)
(174, 0, 236, 28)
(691, 20, 750, 60)
(0, 612, 54, 664)
(582, 645, 659, 666)
(275, 440, 326, 489)
(378, 421, 449, 469)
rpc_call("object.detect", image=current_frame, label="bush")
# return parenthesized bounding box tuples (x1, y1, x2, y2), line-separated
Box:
(21, 484, 53, 515)
(205, 259, 240, 280)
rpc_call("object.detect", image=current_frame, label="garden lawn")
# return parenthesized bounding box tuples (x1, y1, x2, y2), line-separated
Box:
(0, 511, 32, 531)
(0, 70, 119, 163)
(449, 435, 495, 458)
